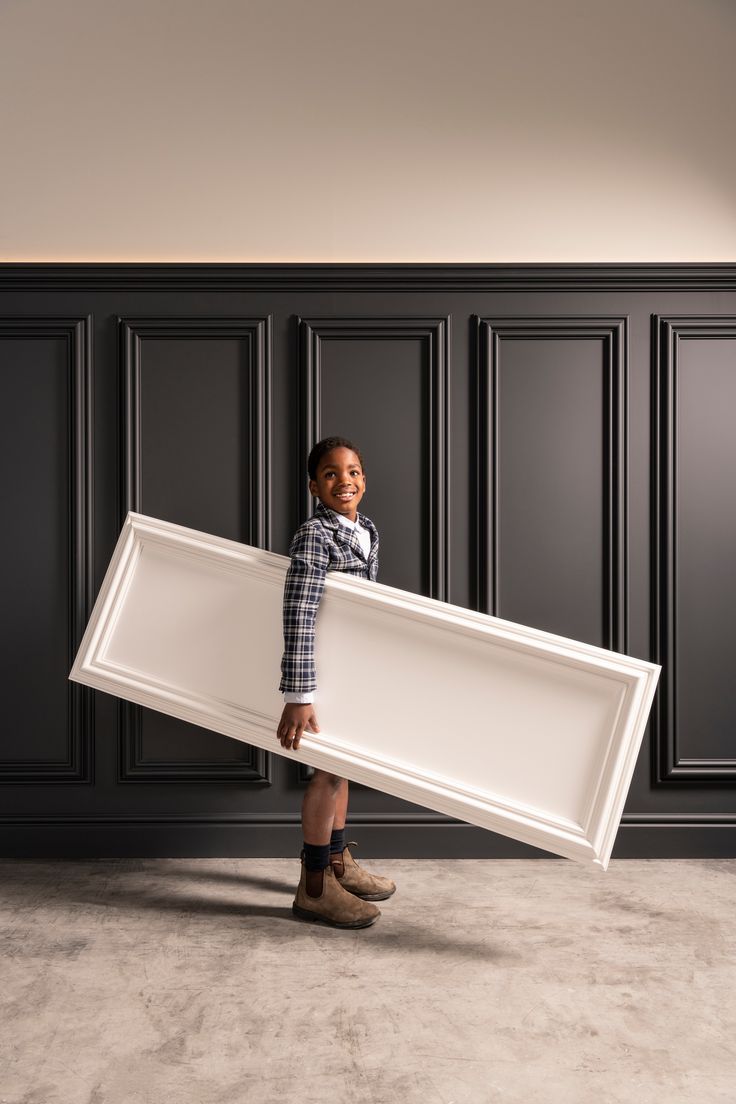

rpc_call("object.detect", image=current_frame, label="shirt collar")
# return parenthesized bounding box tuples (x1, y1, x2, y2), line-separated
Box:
(336, 512, 359, 530)
(313, 498, 372, 534)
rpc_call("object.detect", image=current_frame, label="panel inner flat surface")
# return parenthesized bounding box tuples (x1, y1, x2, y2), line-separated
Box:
(106, 544, 284, 716)
(104, 540, 626, 827)
(316, 595, 625, 824)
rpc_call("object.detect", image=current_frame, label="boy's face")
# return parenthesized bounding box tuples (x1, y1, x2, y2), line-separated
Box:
(309, 447, 366, 522)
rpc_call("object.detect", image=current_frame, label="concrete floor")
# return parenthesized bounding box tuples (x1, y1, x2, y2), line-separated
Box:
(1, 857, 735, 1104)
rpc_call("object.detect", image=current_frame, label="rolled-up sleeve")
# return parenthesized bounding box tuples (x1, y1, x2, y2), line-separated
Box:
(278, 525, 330, 695)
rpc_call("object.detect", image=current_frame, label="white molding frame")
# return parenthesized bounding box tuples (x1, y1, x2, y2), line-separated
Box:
(70, 513, 660, 869)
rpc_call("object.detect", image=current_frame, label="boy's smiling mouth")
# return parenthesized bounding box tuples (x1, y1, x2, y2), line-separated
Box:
(334, 490, 355, 500)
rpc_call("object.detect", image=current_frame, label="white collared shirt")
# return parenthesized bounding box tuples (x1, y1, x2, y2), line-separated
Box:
(335, 509, 371, 558)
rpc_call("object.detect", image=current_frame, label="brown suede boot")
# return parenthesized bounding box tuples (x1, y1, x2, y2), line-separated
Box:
(329, 840, 397, 901)
(292, 852, 381, 929)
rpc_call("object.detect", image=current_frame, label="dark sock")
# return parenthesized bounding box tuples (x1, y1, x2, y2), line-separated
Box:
(302, 841, 331, 872)
(329, 827, 346, 855)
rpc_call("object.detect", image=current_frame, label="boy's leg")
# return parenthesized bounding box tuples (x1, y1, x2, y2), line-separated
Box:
(327, 779, 397, 900)
(293, 770, 380, 928)
(332, 777, 349, 830)
(302, 770, 344, 897)
(302, 770, 345, 840)
(329, 778, 349, 861)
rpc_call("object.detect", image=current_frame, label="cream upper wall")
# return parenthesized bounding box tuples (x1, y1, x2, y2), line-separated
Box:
(1, 0, 735, 262)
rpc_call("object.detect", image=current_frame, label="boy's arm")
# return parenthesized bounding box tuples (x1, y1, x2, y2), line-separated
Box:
(278, 524, 330, 697)
(277, 526, 327, 751)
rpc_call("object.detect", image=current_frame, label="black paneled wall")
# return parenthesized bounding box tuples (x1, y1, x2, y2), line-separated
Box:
(1, 265, 734, 858)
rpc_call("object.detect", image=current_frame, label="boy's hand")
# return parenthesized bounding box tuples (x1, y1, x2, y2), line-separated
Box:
(277, 703, 320, 751)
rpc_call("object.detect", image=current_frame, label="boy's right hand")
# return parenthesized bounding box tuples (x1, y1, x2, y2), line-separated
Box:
(277, 703, 320, 751)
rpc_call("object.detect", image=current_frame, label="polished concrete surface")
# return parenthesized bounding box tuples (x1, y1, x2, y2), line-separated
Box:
(1, 857, 734, 1104)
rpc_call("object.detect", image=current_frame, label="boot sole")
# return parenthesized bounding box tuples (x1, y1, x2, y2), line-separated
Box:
(292, 902, 380, 929)
(346, 887, 396, 901)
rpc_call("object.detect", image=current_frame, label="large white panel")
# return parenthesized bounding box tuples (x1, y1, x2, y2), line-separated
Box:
(69, 513, 660, 869)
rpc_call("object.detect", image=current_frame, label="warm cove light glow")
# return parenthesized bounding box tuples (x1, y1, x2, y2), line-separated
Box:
(1, 0, 735, 262)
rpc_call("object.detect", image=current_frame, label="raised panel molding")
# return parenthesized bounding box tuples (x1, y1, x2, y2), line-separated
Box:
(474, 316, 628, 658)
(69, 512, 660, 867)
(0, 316, 93, 783)
(117, 316, 272, 784)
(652, 316, 736, 784)
(118, 723, 272, 785)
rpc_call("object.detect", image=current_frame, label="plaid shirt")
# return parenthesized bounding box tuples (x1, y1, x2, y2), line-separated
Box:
(278, 499, 379, 695)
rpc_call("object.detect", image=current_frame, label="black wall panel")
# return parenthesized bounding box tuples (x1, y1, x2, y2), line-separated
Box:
(653, 316, 736, 784)
(0, 318, 93, 783)
(476, 317, 626, 652)
(118, 317, 271, 784)
(0, 265, 734, 858)
(299, 316, 449, 599)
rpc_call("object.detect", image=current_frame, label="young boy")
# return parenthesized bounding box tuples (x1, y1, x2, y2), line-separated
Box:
(276, 435, 396, 929)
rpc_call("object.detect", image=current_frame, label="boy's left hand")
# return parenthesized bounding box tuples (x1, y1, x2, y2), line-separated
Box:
(277, 703, 320, 751)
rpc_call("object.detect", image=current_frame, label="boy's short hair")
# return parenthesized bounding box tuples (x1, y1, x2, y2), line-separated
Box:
(307, 436, 365, 481)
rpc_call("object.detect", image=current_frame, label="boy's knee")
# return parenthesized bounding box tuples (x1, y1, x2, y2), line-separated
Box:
(312, 768, 344, 789)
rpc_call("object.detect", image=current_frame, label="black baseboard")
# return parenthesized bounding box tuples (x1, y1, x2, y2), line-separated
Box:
(0, 821, 733, 860)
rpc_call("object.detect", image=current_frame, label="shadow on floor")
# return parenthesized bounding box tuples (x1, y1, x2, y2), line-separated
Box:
(0, 859, 524, 962)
